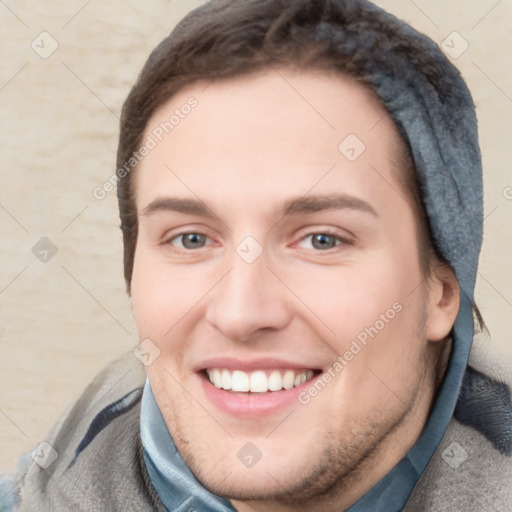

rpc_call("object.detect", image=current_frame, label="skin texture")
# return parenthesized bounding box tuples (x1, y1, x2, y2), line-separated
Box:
(130, 69, 460, 512)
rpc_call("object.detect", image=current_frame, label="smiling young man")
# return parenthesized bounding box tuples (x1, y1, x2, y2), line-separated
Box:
(7, 1, 512, 511)
(133, 69, 452, 511)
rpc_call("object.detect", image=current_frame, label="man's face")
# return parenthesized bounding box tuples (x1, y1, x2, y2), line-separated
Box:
(131, 70, 442, 509)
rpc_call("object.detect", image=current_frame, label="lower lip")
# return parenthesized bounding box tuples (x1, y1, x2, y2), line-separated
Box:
(198, 372, 320, 418)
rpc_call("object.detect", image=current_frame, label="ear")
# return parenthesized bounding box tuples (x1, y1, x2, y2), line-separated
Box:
(425, 263, 460, 342)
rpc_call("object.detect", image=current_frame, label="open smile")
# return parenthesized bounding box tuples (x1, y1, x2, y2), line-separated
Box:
(205, 368, 317, 393)
(197, 362, 323, 417)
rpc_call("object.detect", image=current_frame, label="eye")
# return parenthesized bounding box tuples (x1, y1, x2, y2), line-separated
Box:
(170, 232, 209, 250)
(299, 233, 345, 250)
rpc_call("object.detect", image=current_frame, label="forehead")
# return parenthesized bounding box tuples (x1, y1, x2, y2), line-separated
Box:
(135, 68, 406, 214)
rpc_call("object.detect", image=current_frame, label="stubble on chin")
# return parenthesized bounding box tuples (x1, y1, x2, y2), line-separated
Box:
(158, 375, 423, 510)
(150, 318, 437, 510)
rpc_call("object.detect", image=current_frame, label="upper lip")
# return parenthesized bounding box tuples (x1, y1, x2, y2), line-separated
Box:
(194, 357, 323, 372)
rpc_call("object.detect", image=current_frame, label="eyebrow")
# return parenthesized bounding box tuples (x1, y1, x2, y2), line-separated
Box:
(140, 193, 377, 219)
(141, 197, 216, 218)
(278, 193, 378, 217)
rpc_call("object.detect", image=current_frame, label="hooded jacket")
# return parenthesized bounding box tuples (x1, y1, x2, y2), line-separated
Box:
(4, 328, 511, 512)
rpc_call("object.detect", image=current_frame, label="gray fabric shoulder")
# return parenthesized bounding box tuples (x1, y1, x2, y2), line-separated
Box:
(405, 345, 512, 512)
(404, 408, 511, 511)
(16, 352, 164, 512)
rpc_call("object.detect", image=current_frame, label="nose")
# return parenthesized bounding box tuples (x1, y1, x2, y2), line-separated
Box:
(205, 255, 292, 342)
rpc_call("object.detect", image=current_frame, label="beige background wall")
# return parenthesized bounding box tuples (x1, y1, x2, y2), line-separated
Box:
(1, 0, 511, 472)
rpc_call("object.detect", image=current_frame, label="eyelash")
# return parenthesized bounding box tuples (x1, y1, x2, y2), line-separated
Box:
(167, 232, 214, 250)
(165, 230, 352, 252)
(295, 230, 352, 251)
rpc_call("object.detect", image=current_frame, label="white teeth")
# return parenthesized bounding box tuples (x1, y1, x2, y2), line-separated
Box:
(221, 369, 231, 390)
(268, 370, 283, 391)
(231, 370, 250, 392)
(212, 369, 222, 388)
(206, 368, 315, 393)
(283, 370, 295, 390)
(249, 371, 268, 392)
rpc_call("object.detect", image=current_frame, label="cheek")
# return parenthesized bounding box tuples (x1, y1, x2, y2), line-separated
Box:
(285, 251, 425, 358)
(289, 265, 406, 334)
(131, 248, 198, 343)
